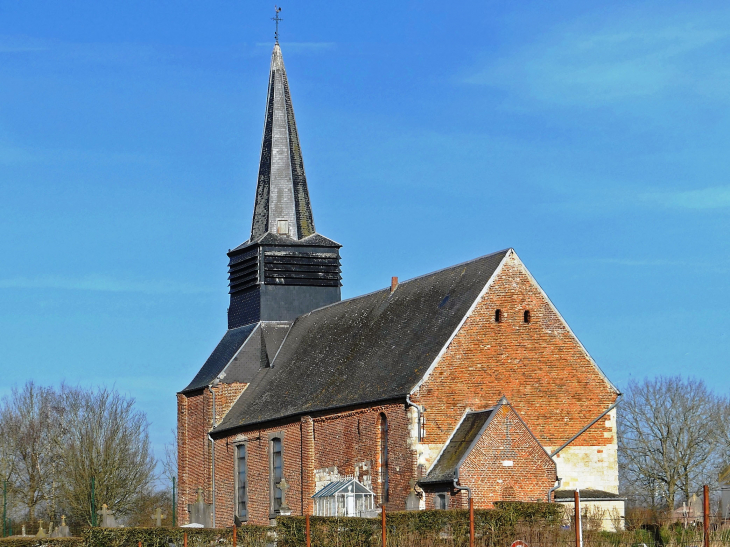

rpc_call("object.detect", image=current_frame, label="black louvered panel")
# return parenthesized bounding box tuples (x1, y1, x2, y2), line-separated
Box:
(263, 251, 341, 287)
(229, 253, 259, 294)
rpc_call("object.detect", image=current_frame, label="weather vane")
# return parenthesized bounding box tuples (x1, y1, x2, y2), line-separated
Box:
(272, 6, 283, 43)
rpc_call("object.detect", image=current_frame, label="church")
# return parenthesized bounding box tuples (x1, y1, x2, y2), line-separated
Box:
(176, 41, 623, 527)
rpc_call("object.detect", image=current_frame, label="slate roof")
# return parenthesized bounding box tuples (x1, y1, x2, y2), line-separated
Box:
(180, 322, 291, 393)
(420, 409, 495, 484)
(181, 324, 258, 393)
(250, 44, 315, 242)
(231, 232, 341, 254)
(213, 249, 509, 434)
(554, 489, 626, 501)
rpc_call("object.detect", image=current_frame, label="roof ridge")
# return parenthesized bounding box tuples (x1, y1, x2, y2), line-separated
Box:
(296, 248, 512, 319)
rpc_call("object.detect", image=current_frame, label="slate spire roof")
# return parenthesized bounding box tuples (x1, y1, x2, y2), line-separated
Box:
(250, 43, 315, 241)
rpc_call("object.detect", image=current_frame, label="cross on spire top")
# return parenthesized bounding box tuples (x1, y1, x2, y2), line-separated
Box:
(272, 6, 283, 43)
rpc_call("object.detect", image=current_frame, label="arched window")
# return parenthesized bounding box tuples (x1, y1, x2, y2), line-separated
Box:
(523, 310, 531, 323)
(271, 437, 283, 512)
(379, 413, 389, 503)
(495, 309, 502, 323)
(236, 444, 248, 519)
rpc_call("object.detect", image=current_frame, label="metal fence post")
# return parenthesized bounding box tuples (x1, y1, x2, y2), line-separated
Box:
(469, 497, 475, 547)
(381, 505, 386, 547)
(172, 477, 177, 527)
(574, 490, 582, 547)
(91, 477, 97, 527)
(2, 480, 7, 538)
(704, 484, 710, 547)
(232, 524, 237, 547)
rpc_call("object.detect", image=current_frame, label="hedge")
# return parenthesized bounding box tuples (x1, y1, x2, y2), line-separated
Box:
(83, 527, 270, 547)
(276, 502, 564, 547)
(0, 539, 84, 547)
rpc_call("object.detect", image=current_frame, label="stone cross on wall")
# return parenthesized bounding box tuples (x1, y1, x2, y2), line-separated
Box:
(98, 504, 117, 528)
(151, 507, 166, 527)
(277, 478, 291, 515)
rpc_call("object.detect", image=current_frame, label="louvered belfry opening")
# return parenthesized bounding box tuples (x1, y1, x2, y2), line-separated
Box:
(226, 43, 342, 329)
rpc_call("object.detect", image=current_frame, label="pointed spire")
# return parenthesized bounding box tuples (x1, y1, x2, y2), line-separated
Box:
(250, 43, 315, 241)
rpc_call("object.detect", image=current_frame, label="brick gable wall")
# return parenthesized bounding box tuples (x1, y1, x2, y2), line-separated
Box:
(421, 404, 556, 509)
(459, 404, 556, 507)
(411, 251, 619, 492)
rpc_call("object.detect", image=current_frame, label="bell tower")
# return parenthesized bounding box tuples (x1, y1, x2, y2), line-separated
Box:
(227, 43, 342, 329)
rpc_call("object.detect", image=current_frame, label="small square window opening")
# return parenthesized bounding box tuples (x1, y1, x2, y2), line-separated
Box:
(277, 219, 289, 235)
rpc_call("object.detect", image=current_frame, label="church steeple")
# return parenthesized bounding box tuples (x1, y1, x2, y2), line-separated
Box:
(251, 44, 315, 241)
(226, 42, 342, 330)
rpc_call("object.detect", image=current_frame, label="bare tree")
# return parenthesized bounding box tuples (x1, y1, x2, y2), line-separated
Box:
(56, 385, 156, 525)
(619, 376, 724, 509)
(162, 428, 177, 485)
(1, 382, 58, 521)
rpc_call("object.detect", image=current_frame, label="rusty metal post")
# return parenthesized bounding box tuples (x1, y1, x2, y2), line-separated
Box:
(381, 505, 386, 547)
(184, 532, 188, 547)
(469, 497, 475, 547)
(704, 484, 710, 547)
(232, 525, 237, 547)
(574, 491, 582, 547)
(138, 541, 142, 547)
(306, 514, 311, 547)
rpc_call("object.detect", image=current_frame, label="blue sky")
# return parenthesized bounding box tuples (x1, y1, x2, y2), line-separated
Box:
(1, 0, 728, 464)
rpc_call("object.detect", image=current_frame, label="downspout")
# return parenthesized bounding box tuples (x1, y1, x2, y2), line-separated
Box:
(453, 469, 471, 504)
(207, 381, 220, 527)
(548, 477, 562, 502)
(549, 394, 622, 458)
(405, 394, 424, 442)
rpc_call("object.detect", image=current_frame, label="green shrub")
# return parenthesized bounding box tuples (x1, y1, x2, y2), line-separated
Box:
(83, 527, 269, 547)
(0, 539, 84, 547)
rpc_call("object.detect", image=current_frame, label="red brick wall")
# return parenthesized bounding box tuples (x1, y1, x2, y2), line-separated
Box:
(311, 403, 414, 511)
(459, 404, 556, 508)
(213, 420, 303, 525)
(177, 383, 248, 526)
(177, 390, 210, 525)
(211, 403, 416, 525)
(413, 252, 618, 454)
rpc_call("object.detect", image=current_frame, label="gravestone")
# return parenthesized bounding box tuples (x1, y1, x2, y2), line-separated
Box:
(187, 487, 212, 528)
(36, 522, 47, 538)
(52, 515, 71, 538)
(405, 482, 420, 511)
(277, 478, 291, 516)
(151, 507, 166, 527)
(98, 504, 118, 528)
(21, 525, 26, 537)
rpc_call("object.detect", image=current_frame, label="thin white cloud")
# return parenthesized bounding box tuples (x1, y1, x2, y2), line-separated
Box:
(0, 275, 214, 295)
(640, 185, 730, 209)
(464, 10, 730, 108)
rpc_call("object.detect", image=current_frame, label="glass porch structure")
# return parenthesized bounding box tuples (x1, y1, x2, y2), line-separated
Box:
(312, 479, 375, 517)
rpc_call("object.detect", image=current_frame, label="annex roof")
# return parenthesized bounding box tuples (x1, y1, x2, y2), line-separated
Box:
(213, 249, 509, 433)
(420, 409, 496, 485)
